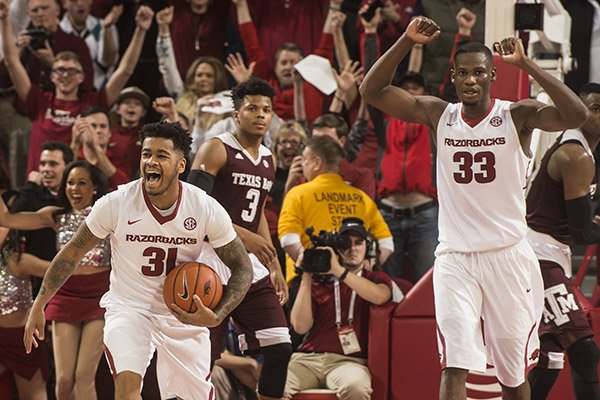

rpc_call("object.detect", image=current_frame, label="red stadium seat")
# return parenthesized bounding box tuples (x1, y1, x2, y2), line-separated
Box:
(292, 389, 337, 399)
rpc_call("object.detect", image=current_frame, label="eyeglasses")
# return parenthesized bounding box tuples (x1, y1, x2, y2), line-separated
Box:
(51, 67, 82, 76)
(277, 139, 302, 148)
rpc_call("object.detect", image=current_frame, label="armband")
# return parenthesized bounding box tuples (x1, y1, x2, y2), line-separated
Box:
(187, 169, 215, 194)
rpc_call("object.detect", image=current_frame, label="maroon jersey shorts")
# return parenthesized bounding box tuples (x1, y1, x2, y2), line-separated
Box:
(210, 276, 290, 359)
(45, 270, 110, 322)
(0, 326, 49, 380)
(538, 260, 593, 338)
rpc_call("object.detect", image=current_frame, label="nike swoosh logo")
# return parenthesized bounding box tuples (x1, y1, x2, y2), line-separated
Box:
(446, 122, 454, 126)
(526, 288, 531, 293)
(127, 219, 142, 225)
(179, 272, 189, 300)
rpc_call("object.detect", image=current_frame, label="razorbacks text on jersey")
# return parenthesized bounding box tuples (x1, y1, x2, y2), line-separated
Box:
(85, 179, 237, 314)
(436, 99, 530, 253)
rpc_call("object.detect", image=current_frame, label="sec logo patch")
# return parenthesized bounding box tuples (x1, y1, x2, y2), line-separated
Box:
(184, 217, 197, 231)
(490, 116, 502, 127)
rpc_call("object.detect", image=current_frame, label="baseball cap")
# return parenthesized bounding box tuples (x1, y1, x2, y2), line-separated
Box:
(339, 217, 369, 239)
(395, 71, 426, 89)
(116, 86, 150, 108)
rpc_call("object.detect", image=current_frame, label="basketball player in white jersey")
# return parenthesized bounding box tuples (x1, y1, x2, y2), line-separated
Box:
(360, 17, 589, 400)
(23, 122, 254, 400)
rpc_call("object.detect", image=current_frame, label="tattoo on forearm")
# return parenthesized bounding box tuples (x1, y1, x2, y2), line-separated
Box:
(213, 236, 253, 320)
(38, 223, 99, 300)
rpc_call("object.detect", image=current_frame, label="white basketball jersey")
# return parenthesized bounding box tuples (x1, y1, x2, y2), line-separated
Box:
(86, 179, 237, 314)
(436, 100, 530, 253)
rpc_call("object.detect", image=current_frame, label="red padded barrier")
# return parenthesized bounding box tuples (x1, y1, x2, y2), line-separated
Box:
(392, 267, 435, 318)
(292, 393, 337, 400)
(368, 302, 397, 400)
(490, 55, 530, 101)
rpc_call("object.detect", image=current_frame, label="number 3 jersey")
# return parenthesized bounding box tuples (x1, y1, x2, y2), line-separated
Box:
(211, 132, 274, 232)
(85, 179, 237, 314)
(436, 99, 529, 253)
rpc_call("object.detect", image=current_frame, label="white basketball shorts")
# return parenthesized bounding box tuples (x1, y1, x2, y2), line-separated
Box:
(103, 303, 214, 400)
(433, 239, 544, 387)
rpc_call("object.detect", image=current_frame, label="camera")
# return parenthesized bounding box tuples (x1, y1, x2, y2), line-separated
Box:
(27, 27, 52, 51)
(300, 227, 352, 273)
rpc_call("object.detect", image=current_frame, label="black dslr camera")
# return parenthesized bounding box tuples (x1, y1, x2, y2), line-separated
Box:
(27, 27, 52, 50)
(300, 227, 352, 273)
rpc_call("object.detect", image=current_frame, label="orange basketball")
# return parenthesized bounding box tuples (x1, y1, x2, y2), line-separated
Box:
(163, 262, 223, 313)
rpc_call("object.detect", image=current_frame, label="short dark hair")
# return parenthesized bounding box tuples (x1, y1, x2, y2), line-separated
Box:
(453, 42, 493, 67)
(274, 42, 303, 63)
(579, 82, 600, 98)
(41, 140, 74, 164)
(306, 135, 343, 171)
(57, 160, 108, 211)
(231, 76, 276, 110)
(139, 121, 192, 156)
(311, 114, 349, 139)
(80, 107, 109, 119)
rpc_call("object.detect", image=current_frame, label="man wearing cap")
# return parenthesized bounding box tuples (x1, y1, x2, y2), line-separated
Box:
(110, 86, 149, 179)
(378, 71, 438, 283)
(284, 216, 393, 399)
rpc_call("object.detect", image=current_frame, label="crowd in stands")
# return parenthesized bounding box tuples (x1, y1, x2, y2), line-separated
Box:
(0, 0, 598, 399)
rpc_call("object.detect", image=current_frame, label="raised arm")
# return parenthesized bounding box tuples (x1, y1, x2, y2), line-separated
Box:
(105, 5, 154, 105)
(359, 17, 446, 125)
(24, 223, 101, 352)
(0, 0, 31, 101)
(498, 38, 589, 134)
(155, 6, 184, 98)
(98, 5, 122, 70)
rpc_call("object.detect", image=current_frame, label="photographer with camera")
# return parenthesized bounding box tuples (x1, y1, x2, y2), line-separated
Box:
(283, 217, 393, 399)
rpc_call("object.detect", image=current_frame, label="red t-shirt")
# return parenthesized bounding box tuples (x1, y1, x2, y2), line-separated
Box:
(18, 86, 109, 174)
(238, 21, 334, 122)
(299, 269, 392, 358)
(108, 125, 142, 179)
(339, 158, 376, 200)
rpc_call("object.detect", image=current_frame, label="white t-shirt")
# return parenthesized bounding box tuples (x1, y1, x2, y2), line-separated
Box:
(86, 179, 236, 314)
(436, 99, 530, 253)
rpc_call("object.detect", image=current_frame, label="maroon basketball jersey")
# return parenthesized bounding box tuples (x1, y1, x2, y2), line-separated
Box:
(211, 133, 275, 233)
(527, 130, 597, 245)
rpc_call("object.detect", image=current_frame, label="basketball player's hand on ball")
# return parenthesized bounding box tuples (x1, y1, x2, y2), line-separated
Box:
(170, 295, 220, 327)
(405, 17, 441, 45)
(23, 305, 46, 353)
(494, 38, 526, 67)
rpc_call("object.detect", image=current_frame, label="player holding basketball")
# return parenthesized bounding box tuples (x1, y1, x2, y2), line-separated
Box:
(526, 82, 600, 399)
(189, 76, 292, 400)
(24, 122, 253, 400)
(360, 17, 589, 400)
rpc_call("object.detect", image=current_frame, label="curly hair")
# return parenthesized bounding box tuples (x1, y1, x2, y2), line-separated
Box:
(231, 76, 276, 111)
(139, 121, 192, 156)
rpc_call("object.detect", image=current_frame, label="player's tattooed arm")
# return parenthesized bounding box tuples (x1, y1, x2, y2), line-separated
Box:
(213, 236, 253, 321)
(35, 223, 100, 303)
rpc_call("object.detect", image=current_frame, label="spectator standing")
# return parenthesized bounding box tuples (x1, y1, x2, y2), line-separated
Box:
(59, 0, 122, 90)
(378, 72, 438, 282)
(232, 0, 339, 122)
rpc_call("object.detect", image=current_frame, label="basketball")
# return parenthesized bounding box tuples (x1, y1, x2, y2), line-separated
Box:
(163, 262, 223, 313)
